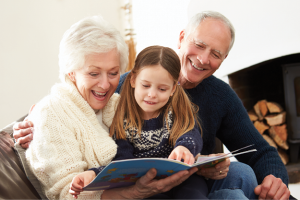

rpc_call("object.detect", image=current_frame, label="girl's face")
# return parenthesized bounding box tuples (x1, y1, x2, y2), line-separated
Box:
(131, 64, 176, 120)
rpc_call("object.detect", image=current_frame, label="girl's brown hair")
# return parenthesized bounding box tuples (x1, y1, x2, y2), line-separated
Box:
(110, 45, 202, 146)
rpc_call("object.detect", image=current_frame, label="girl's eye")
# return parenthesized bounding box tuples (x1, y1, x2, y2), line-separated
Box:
(159, 88, 166, 91)
(142, 84, 149, 88)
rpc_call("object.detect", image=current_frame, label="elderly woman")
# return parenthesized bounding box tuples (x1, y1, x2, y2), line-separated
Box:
(24, 16, 196, 200)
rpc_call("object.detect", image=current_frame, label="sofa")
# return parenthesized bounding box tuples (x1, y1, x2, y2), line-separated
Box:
(0, 116, 41, 199)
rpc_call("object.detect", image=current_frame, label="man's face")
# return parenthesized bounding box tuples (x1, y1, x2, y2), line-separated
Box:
(178, 18, 232, 87)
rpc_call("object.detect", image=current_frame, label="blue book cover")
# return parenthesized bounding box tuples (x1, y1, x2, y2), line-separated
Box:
(83, 145, 256, 191)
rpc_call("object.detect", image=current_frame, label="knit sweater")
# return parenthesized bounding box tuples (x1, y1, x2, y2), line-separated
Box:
(26, 77, 119, 200)
(113, 112, 202, 161)
(117, 73, 289, 186)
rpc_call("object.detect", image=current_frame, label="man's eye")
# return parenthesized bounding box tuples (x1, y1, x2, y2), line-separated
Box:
(212, 53, 220, 59)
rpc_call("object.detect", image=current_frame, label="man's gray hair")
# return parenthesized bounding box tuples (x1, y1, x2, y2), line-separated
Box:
(58, 15, 128, 82)
(185, 11, 235, 52)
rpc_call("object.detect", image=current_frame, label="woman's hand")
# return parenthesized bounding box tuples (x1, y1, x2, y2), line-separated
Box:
(101, 167, 198, 199)
(196, 153, 230, 180)
(168, 145, 195, 165)
(13, 105, 35, 149)
(69, 171, 96, 199)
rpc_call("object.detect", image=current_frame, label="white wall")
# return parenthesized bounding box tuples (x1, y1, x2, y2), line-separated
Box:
(0, 0, 125, 128)
(187, 0, 300, 79)
(132, 0, 190, 53)
(132, 0, 300, 83)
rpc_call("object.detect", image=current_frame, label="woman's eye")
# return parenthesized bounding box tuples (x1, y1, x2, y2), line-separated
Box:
(90, 73, 98, 77)
(110, 72, 119, 76)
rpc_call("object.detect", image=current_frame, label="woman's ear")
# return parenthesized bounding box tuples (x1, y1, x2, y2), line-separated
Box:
(68, 72, 76, 82)
(130, 75, 136, 88)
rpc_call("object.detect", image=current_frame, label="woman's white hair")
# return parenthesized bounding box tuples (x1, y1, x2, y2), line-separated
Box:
(185, 11, 235, 53)
(58, 15, 128, 82)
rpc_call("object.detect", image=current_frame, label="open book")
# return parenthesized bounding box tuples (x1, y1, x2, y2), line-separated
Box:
(84, 144, 256, 191)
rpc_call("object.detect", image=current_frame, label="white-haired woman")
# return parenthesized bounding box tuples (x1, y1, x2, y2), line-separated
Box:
(23, 16, 196, 200)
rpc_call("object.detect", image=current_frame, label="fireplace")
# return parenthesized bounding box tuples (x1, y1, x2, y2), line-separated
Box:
(228, 53, 300, 163)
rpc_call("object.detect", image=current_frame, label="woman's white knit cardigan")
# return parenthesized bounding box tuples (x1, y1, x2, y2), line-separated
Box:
(26, 77, 119, 199)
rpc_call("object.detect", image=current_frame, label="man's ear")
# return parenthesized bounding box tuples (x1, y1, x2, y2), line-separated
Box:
(177, 30, 185, 49)
(68, 72, 76, 82)
(130, 75, 136, 88)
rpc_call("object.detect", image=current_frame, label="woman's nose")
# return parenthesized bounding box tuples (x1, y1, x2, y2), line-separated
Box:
(97, 75, 110, 90)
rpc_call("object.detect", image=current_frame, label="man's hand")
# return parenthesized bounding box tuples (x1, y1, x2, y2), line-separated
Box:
(196, 153, 230, 180)
(13, 120, 34, 149)
(254, 174, 290, 200)
(168, 145, 194, 165)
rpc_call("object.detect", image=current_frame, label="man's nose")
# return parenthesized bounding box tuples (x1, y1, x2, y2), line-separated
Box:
(197, 51, 210, 65)
(97, 74, 110, 90)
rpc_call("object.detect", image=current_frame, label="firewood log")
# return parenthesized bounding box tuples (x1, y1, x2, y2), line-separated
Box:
(265, 112, 286, 126)
(254, 121, 269, 135)
(269, 125, 289, 150)
(248, 109, 258, 122)
(262, 134, 277, 149)
(266, 102, 284, 113)
(254, 100, 268, 120)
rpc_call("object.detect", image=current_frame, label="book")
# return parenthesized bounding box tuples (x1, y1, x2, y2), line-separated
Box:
(83, 144, 256, 191)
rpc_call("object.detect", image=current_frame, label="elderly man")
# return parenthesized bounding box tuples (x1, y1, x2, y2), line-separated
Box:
(172, 11, 291, 200)
(14, 11, 291, 199)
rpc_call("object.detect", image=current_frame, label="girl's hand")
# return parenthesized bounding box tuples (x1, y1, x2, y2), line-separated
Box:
(196, 153, 230, 180)
(168, 145, 195, 165)
(69, 171, 96, 199)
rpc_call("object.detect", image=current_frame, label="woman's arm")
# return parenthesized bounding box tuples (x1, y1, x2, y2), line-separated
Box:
(26, 103, 106, 200)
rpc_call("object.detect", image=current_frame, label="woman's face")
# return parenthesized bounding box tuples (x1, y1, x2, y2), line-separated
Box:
(69, 49, 120, 110)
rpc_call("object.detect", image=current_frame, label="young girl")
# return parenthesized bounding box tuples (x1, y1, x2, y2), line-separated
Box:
(70, 46, 208, 199)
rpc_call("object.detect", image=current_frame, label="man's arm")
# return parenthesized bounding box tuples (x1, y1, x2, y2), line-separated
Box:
(219, 83, 290, 199)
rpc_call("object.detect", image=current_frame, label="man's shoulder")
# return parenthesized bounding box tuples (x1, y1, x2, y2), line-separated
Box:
(197, 75, 234, 95)
(116, 71, 130, 94)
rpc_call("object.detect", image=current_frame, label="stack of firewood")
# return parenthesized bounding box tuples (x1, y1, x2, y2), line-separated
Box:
(248, 100, 289, 165)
